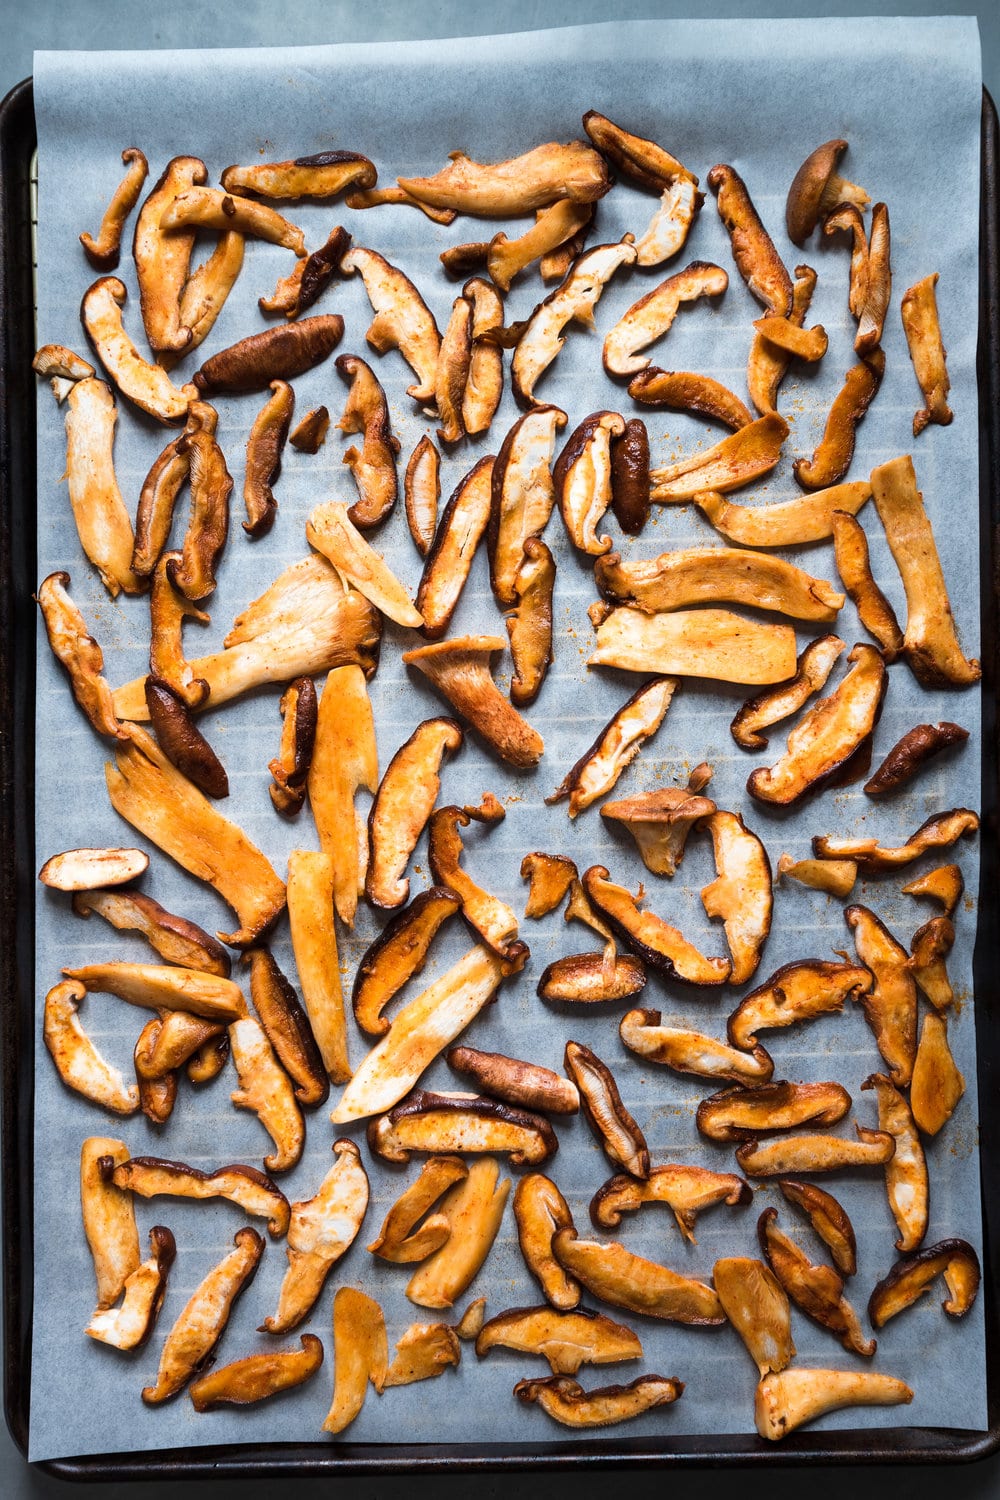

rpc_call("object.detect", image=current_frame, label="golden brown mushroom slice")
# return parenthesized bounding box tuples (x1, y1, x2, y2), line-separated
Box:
(477, 1305, 641, 1376)
(261, 1140, 369, 1333)
(167, 423, 233, 603)
(146, 552, 211, 708)
(595, 550, 842, 623)
(777, 856, 858, 897)
(290, 405, 330, 454)
(600, 783, 716, 880)
(727, 958, 872, 1051)
(779, 1180, 858, 1278)
(901, 273, 953, 434)
(398, 140, 610, 216)
(845, 906, 918, 1087)
(133, 155, 205, 353)
(582, 869, 730, 986)
(63, 959, 245, 1022)
(627, 370, 751, 431)
(554, 410, 625, 556)
(434, 294, 473, 445)
(268, 677, 318, 816)
(752, 315, 828, 364)
(402, 637, 545, 768)
(868, 1239, 980, 1329)
(603, 260, 728, 378)
(823, 202, 869, 320)
(285, 849, 350, 1085)
(731, 636, 845, 751)
(756, 1367, 912, 1441)
(713, 1257, 795, 1376)
(171, 231, 245, 364)
(449, 1046, 579, 1115)
(865, 722, 968, 797)
(383, 1323, 461, 1387)
(367, 718, 463, 910)
(428, 795, 519, 957)
(190, 1333, 324, 1410)
(160, 185, 304, 253)
(63, 378, 143, 597)
(111, 1157, 290, 1237)
(352, 888, 461, 1038)
(306, 501, 422, 630)
(903, 863, 965, 917)
(404, 435, 441, 556)
(454, 1298, 487, 1340)
(855, 203, 891, 355)
(488, 405, 567, 606)
(81, 277, 189, 424)
(565, 1041, 648, 1179)
(222, 152, 376, 200)
(514, 1174, 579, 1310)
(735, 1127, 895, 1179)
(40, 845, 146, 893)
(81, 1138, 139, 1310)
(323, 1287, 388, 1434)
(506, 536, 555, 708)
(193, 316, 344, 395)
(406, 1156, 511, 1310)
(241, 380, 293, 539)
(258, 225, 350, 320)
(538, 952, 648, 1006)
(758, 1207, 874, 1357)
(862, 1073, 928, 1252)
(552, 1227, 724, 1325)
(461, 276, 504, 435)
(830, 509, 904, 662)
(547, 678, 676, 819)
(370, 1090, 555, 1168)
(367, 1155, 468, 1265)
(417, 457, 495, 640)
(487, 199, 595, 292)
(747, 263, 817, 417)
(86, 1226, 176, 1351)
(132, 1009, 223, 1082)
(814, 809, 980, 873)
(786, 139, 870, 245)
(793, 351, 884, 490)
(521, 852, 578, 917)
(696, 1082, 852, 1144)
(620, 1010, 772, 1084)
(515, 1373, 683, 1429)
(308, 662, 378, 916)
(650, 413, 789, 504)
(700, 810, 772, 985)
(590, 607, 797, 685)
(340, 246, 440, 405)
(696, 482, 870, 552)
(133, 1022, 178, 1126)
(708, 164, 792, 315)
(33, 342, 95, 407)
(229, 1017, 305, 1173)
(335, 354, 400, 529)
(349, 184, 457, 223)
(142, 1227, 264, 1404)
(582, 110, 694, 192)
(747, 643, 887, 806)
(910, 1011, 965, 1136)
(591, 1164, 751, 1243)
(44, 980, 139, 1115)
(79, 147, 149, 268)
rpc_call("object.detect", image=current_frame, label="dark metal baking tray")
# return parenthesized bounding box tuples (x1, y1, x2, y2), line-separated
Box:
(2, 72, 999, 1479)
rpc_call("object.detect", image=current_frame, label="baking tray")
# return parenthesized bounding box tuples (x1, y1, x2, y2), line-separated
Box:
(2, 70, 1000, 1478)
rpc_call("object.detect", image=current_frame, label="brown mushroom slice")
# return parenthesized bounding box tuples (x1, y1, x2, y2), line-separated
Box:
(133, 1010, 223, 1080)
(323, 1288, 388, 1435)
(167, 422, 232, 603)
(620, 1010, 772, 1084)
(910, 1012, 965, 1136)
(700, 810, 771, 984)
(830, 509, 905, 661)
(259, 226, 349, 319)
(582, 869, 730, 986)
(565, 1041, 649, 1179)
(112, 1157, 289, 1236)
(398, 140, 610, 216)
(514, 1174, 579, 1310)
(63, 378, 142, 597)
(488, 405, 568, 606)
(171, 231, 245, 363)
(822, 202, 870, 321)
(133, 156, 205, 353)
(428, 797, 518, 957)
(193, 315, 344, 395)
(478, 1306, 641, 1376)
(434, 296, 473, 445)
(600, 778, 716, 879)
(289, 405, 330, 454)
(628, 370, 752, 431)
(286, 849, 350, 1084)
(506, 537, 555, 708)
(33, 343, 95, 407)
(521, 851, 578, 918)
(135, 1022, 178, 1123)
(79, 145, 148, 267)
(81, 277, 189, 424)
(417, 458, 495, 640)
(268, 677, 318, 816)
(454, 1299, 488, 1340)
(758, 1208, 873, 1357)
(81, 1138, 139, 1309)
(366, 720, 463, 911)
(240, 380, 293, 539)
(786, 140, 870, 246)
(779, 1180, 857, 1278)
(814, 809, 980, 873)
(603, 261, 728, 378)
(43, 979, 139, 1115)
(333, 355, 400, 528)
(402, 637, 544, 768)
(259, 1140, 369, 1335)
(855, 203, 891, 355)
(714, 1258, 795, 1376)
(449, 1047, 579, 1115)
(515, 1373, 683, 1429)
(747, 263, 818, 417)
(340, 246, 440, 405)
(868, 1239, 980, 1329)
(777, 856, 858, 897)
(696, 482, 870, 551)
(86, 1226, 176, 1351)
(552, 1227, 724, 1325)
(649, 414, 790, 504)
(697, 1082, 851, 1144)
(903, 863, 965, 917)
(793, 351, 884, 489)
(189, 1333, 324, 1411)
(382, 1323, 461, 1387)
(752, 315, 828, 363)
(735, 1127, 895, 1179)
(547, 678, 676, 818)
(458, 276, 505, 437)
(862, 1073, 928, 1252)
(37, 571, 125, 738)
(144, 678, 229, 799)
(865, 722, 968, 798)
(229, 1017, 305, 1174)
(487, 199, 594, 292)
(63, 960, 245, 1023)
(708, 164, 792, 315)
(347, 184, 456, 223)
(757, 1367, 911, 1441)
(307, 664, 378, 929)
(555, 411, 626, 556)
(72, 888, 229, 976)
(731, 636, 845, 752)
(581, 111, 693, 192)
(747, 643, 887, 806)
(607, 418, 649, 537)
(596, 549, 842, 623)
(512, 238, 639, 407)
(306, 501, 422, 629)
(368, 1155, 468, 1265)
(244, 948, 326, 1108)
(901, 273, 953, 434)
(727, 958, 872, 1051)
(404, 435, 440, 556)
(160, 186, 304, 253)
(370, 1091, 555, 1168)
(222, 153, 376, 200)
(147, 555, 211, 709)
(538, 952, 648, 1006)
(141, 1226, 263, 1405)
(353, 889, 461, 1040)
(186, 1032, 235, 1082)
(405, 1157, 511, 1310)
(591, 1165, 750, 1243)
(845, 907, 918, 1087)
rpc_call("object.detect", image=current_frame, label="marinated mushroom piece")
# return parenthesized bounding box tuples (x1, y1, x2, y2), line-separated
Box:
(696, 480, 870, 550)
(547, 678, 677, 818)
(845, 907, 918, 1087)
(487, 199, 595, 292)
(435, 295, 473, 445)
(649, 414, 790, 503)
(814, 808, 980, 872)
(133, 155, 206, 353)
(756, 1367, 912, 1442)
(708, 164, 792, 316)
(448, 1046, 579, 1116)
(81, 152, 150, 269)
(242, 380, 293, 538)
(854, 203, 891, 355)
(488, 405, 568, 607)
(603, 261, 728, 377)
(862, 1072, 928, 1252)
(398, 140, 611, 216)
(628, 370, 752, 432)
(511, 238, 639, 407)
(595, 547, 843, 623)
(870, 455, 981, 687)
(341, 247, 441, 405)
(823, 202, 869, 319)
(727, 958, 873, 1051)
(417, 457, 495, 640)
(112, 1156, 289, 1236)
(515, 1373, 683, 1429)
(747, 643, 887, 806)
(286, 849, 351, 1084)
(462, 277, 505, 435)
(144, 677, 229, 799)
(404, 435, 440, 556)
(786, 139, 870, 245)
(323, 1287, 388, 1434)
(245, 947, 326, 1109)
(610, 417, 650, 536)
(758, 1207, 874, 1357)
(747, 262, 818, 417)
(731, 636, 845, 752)
(44, 979, 139, 1115)
(348, 183, 457, 223)
(159, 184, 304, 252)
(306, 501, 422, 630)
(142, 1227, 264, 1405)
(166, 422, 232, 603)
(405, 1156, 511, 1310)
(187, 1031, 230, 1085)
(478, 1306, 641, 1376)
(902, 863, 964, 917)
(222, 152, 377, 200)
(268, 676, 318, 816)
(64, 378, 142, 597)
(454, 1298, 487, 1340)
(428, 795, 519, 957)
(402, 637, 545, 768)
(63, 959, 246, 1023)
(194, 315, 344, 395)
(307, 663, 378, 929)
(910, 1012, 965, 1136)
(538, 951, 648, 1006)
(134, 1029, 173, 1124)
(521, 851, 578, 918)
(353, 889, 461, 1039)
(696, 1082, 852, 1144)
(591, 1164, 750, 1243)
(779, 1180, 857, 1278)
(751, 315, 828, 364)
(620, 1010, 772, 1084)
(72, 888, 231, 976)
(105, 725, 286, 946)
(565, 1041, 649, 1179)
(552, 1227, 724, 1325)
(290, 405, 330, 453)
(714, 1257, 795, 1376)
(367, 719, 463, 911)
(334, 355, 400, 528)
(332, 945, 523, 1124)
(514, 1174, 579, 1311)
(864, 722, 968, 796)
(793, 351, 884, 490)
(32, 342, 95, 401)
(735, 1127, 895, 1179)
(555, 410, 625, 556)
(582, 115, 699, 264)
(37, 571, 126, 739)
(190, 1333, 324, 1411)
(868, 1239, 981, 1329)
(370, 1091, 556, 1168)
(700, 811, 771, 984)
(776, 855, 858, 897)
(600, 771, 716, 879)
(506, 536, 555, 708)
(86, 1226, 176, 1351)
(170, 231, 246, 363)
(367, 1156, 468, 1265)
(81, 1138, 139, 1310)
(901, 273, 953, 434)
(147, 553, 211, 709)
(440, 241, 490, 278)
(229, 1016, 305, 1174)
(831, 509, 905, 661)
(259, 225, 350, 319)
(261, 1140, 370, 1333)
(81, 278, 190, 424)
(383, 1322, 461, 1387)
(583, 870, 731, 986)
(132, 1009, 224, 1080)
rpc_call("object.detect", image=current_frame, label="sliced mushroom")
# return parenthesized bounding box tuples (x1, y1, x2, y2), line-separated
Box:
(190, 1333, 324, 1410)
(583, 870, 730, 986)
(169, 231, 245, 364)
(700, 811, 772, 984)
(334, 354, 400, 528)
(603, 261, 728, 377)
(259, 225, 349, 319)
(133, 156, 206, 352)
(786, 140, 870, 245)
(462, 277, 505, 434)
(434, 295, 473, 445)
(260, 1140, 369, 1333)
(111, 1156, 288, 1235)
(488, 405, 568, 606)
(591, 1164, 750, 1242)
(454, 1299, 487, 1340)
(286, 849, 351, 1084)
(44, 977, 138, 1115)
(595, 547, 842, 623)
(600, 768, 715, 879)
(194, 315, 344, 395)
(901, 273, 953, 434)
(546, 678, 676, 820)
(222, 152, 376, 200)
(697, 1082, 852, 1144)
(538, 952, 648, 1006)
(307, 663, 378, 928)
(81, 277, 190, 424)
(402, 637, 544, 768)
(552, 1227, 724, 1325)
(696, 480, 870, 550)
(186, 1031, 230, 1085)
(417, 457, 495, 639)
(779, 1180, 857, 1277)
(506, 536, 555, 707)
(708, 164, 792, 315)
(404, 435, 440, 556)
(620, 1010, 772, 1084)
(830, 509, 905, 661)
(370, 1091, 555, 1168)
(133, 1020, 178, 1125)
(428, 796, 519, 957)
(79, 146, 149, 268)
(398, 140, 610, 216)
(862, 1072, 928, 1252)
(902, 863, 964, 917)
(405, 1156, 511, 1309)
(628, 369, 752, 431)
(348, 184, 457, 223)
(36, 571, 125, 738)
(478, 1305, 641, 1376)
(727, 959, 872, 1051)
(229, 1016, 305, 1173)
(514, 1174, 579, 1310)
(756, 1367, 912, 1441)
(845, 907, 918, 1087)
(353, 888, 461, 1038)
(63, 960, 245, 1023)
(776, 855, 858, 897)
(752, 315, 828, 364)
(33, 343, 95, 407)
(910, 1012, 965, 1136)
(854, 203, 891, 355)
(306, 501, 422, 629)
(449, 1046, 579, 1115)
(323, 1287, 387, 1434)
(147, 554, 211, 709)
(487, 199, 595, 292)
(340, 247, 441, 405)
(735, 1127, 895, 1179)
(814, 809, 979, 872)
(565, 1041, 648, 1179)
(86, 1226, 176, 1351)
(758, 1208, 874, 1357)
(590, 606, 797, 686)
(367, 1156, 468, 1264)
(160, 186, 304, 252)
(241, 380, 293, 538)
(747, 263, 818, 416)
(731, 636, 845, 752)
(72, 888, 230, 975)
(555, 411, 625, 555)
(366, 719, 462, 911)
(144, 677, 229, 798)
(63, 379, 142, 596)
(823, 201, 870, 319)
(865, 722, 968, 796)
(132, 1009, 223, 1081)
(793, 351, 884, 490)
(81, 1138, 139, 1309)
(868, 1239, 980, 1328)
(383, 1323, 461, 1387)
(610, 418, 650, 535)
(520, 852, 578, 918)
(515, 1373, 683, 1429)
(268, 676, 318, 816)
(289, 405, 330, 453)
(651, 413, 789, 504)
(161, 424, 231, 604)
(714, 1257, 794, 1376)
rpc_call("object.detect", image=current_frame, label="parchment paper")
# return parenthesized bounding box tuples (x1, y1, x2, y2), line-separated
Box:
(29, 16, 985, 1461)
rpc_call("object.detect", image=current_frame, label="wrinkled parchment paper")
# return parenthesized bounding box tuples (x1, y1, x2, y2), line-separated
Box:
(29, 16, 984, 1461)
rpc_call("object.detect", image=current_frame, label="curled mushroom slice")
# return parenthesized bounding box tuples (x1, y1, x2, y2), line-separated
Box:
(911, 1012, 965, 1136)
(581, 111, 693, 191)
(697, 1082, 851, 1145)
(340, 247, 441, 405)
(112, 1156, 288, 1236)
(399, 140, 610, 216)
(865, 722, 968, 797)
(429, 796, 519, 957)
(308, 663, 378, 929)
(406, 1156, 511, 1310)
(383, 1322, 461, 1387)
(268, 677, 318, 816)
(44, 980, 139, 1115)
(242, 380, 293, 538)
(290, 405, 330, 454)
(132, 1022, 176, 1122)
(229, 1017, 305, 1173)
(620, 1010, 772, 1084)
(521, 851, 578, 917)
(596, 549, 842, 623)
(591, 1165, 750, 1243)
(600, 772, 716, 879)
(650, 414, 790, 503)
(747, 263, 818, 417)
(553, 1227, 724, 1325)
(845, 907, 918, 1087)
(323, 1287, 388, 1434)
(418, 458, 495, 640)
(700, 810, 771, 984)
(259, 226, 349, 319)
(583, 869, 730, 986)
(63, 960, 246, 1023)
(462, 278, 505, 436)
(64, 379, 142, 597)
(144, 677, 229, 798)
(538, 952, 647, 1006)
(777, 856, 858, 897)
(555, 411, 625, 556)
(81, 1138, 139, 1310)
(868, 1239, 980, 1329)
(735, 1127, 895, 1179)
(779, 1180, 858, 1278)
(245, 948, 327, 1108)
(603, 261, 728, 377)
(449, 1046, 579, 1115)
(353, 889, 461, 1040)
(167, 422, 233, 602)
(286, 850, 350, 1084)
(714, 1257, 795, 1376)
(402, 637, 544, 768)
(404, 435, 440, 556)
(727, 958, 873, 1052)
(81, 278, 189, 424)
(307, 502, 421, 630)
(222, 152, 376, 200)
(814, 809, 979, 872)
(488, 199, 595, 292)
(752, 315, 828, 363)
(142, 1227, 264, 1405)
(633, 177, 702, 267)
(793, 351, 885, 490)
(506, 536, 555, 707)
(547, 678, 676, 818)
(758, 1208, 874, 1357)
(367, 719, 463, 910)
(854, 203, 891, 355)
(628, 370, 751, 431)
(830, 510, 905, 661)
(348, 184, 456, 223)
(37, 571, 126, 739)
(133, 1009, 223, 1081)
(823, 203, 869, 321)
(133, 156, 206, 353)
(159, 186, 303, 253)
(33, 343, 95, 406)
(903, 863, 965, 917)
(368, 1156, 468, 1264)
(80, 146, 149, 267)
(708, 164, 792, 315)
(862, 1073, 928, 1252)
(173, 232, 245, 361)
(902, 273, 953, 434)
(696, 481, 870, 551)
(747, 644, 887, 806)
(187, 1031, 230, 1085)
(72, 888, 230, 976)
(757, 1367, 911, 1441)
(515, 1373, 682, 1429)
(565, 1041, 648, 1179)
(786, 139, 870, 245)
(489, 405, 568, 606)
(190, 1333, 324, 1411)
(731, 636, 845, 751)
(370, 1090, 555, 1168)
(148, 554, 211, 709)
(478, 1306, 641, 1377)
(86, 1226, 176, 1351)
(514, 1175, 579, 1310)
(435, 296, 473, 445)
(335, 355, 400, 528)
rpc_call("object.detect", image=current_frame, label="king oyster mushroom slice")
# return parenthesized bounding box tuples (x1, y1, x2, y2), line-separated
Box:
(132, 1009, 223, 1080)
(367, 718, 463, 910)
(133, 1021, 179, 1124)
(340, 246, 441, 405)
(382, 1322, 461, 1387)
(286, 850, 351, 1085)
(814, 809, 979, 873)
(81, 278, 190, 424)
(402, 637, 545, 769)
(620, 1010, 773, 1084)
(734, 1127, 896, 1179)
(864, 722, 968, 797)
(323, 1287, 388, 1435)
(462, 277, 505, 435)
(651, 414, 790, 504)
(731, 636, 845, 751)
(142, 1228, 263, 1406)
(727, 959, 873, 1052)
(521, 851, 579, 917)
(907, 916, 956, 1009)
(610, 417, 650, 535)
(845, 907, 918, 1087)
(190, 1333, 325, 1410)
(868, 1239, 981, 1329)
(861, 1072, 928, 1252)
(193, 315, 344, 395)
(514, 1174, 579, 1310)
(44, 980, 140, 1116)
(86, 1226, 176, 1351)
(229, 1016, 305, 1174)
(222, 151, 376, 200)
(708, 164, 793, 315)
(747, 265, 819, 416)
(242, 380, 293, 539)
(160, 185, 305, 253)
(453, 1298, 487, 1340)
(111, 1156, 289, 1237)
(63, 378, 143, 597)
(627, 370, 752, 432)
(786, 139, 870, 246)
(367, 1155, 468, 1265)
(515, 1373, 684, 1429)
(747, 644, 887, 806)
(307, 664, 378, 929)
(261, 1140, 370, 1334)
(546, 678, 677, 817)
(306, 501, 422, 629)
(903, 863, 965, 917)
(593, 547, 844, 622)
(133, 155, 206, 353)
(552, 1227, 724, 1325)
(713, 1257, 795, 1376)
(697, 1082, 852, 1145)
(417, 457, 495, 640)
(554, 411, 626, 555)
(756, 1367, 912, 1442)
(62, 960, 246, 1023)
(700, 810, 772, 985)
(398, 139, 611, 216)
(404, 435, 441, 556)
(245, 947, 328, 1108)
(371, 1091, 556, 1169)
(405, 1157, 511, 1311)
(603, 260, 728, 377)
(33, 342, 94, 388)
(537, 952, 648, 1006)
(776, 856, 858, 898)
(696, 481, 870, 550)
(832, 511, 902, 648)
(589, 606, 797, 686)
(600, 766, 715, 879)
(590, 1165, 751, 1243)
(911, 1012, 965, 1136)
(793, 351, 885, 490)
(506, 536, 556, 707)
(434, 295, 473, 444)
(448, 1046, 580, 1115)
(477, 1306, 642, 1376)
(488, 405, 568, 607)
(428, 794, 520, 957)
(779, 1180, 858, 1278)
(40, 845, 147, 891)
(823, 203, 869, 320)
(758, 1208, 874, 1357)
(336, 354, 400, 528)
(852, 203, 891, 355)
(901, 273, 953, 435)
(582, 869, 730, 986)
(268, 676, 318, 816)
(81, 1138, 139, 1310)
(353, 889, 461, 1039)
(565, 1041, 649, 1179)
(487, 199, 595, 292)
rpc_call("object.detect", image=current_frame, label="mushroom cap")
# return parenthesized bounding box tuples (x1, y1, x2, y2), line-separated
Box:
(786, 139, 848, 246)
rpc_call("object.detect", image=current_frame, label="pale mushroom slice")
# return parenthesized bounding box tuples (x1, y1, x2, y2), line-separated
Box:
(341, 246, 441, 405)
(831, 509, 904, 661)
(462, 277, 505, 435)
(862, 1073, 928, 1252)
(193, 316, 345, 394)
(323, 1288, 387, 1435)
(814, 809, 979, 873)
(864, 722, 968, 797)
(714, 1257, 795, 1376)
(779, 1180, 857, 1278)
(700, 810, 772, 985)
(190, 1334, 325, 1410)
(731, 635, 845, 750)
(555, 411, 626, 555)
(245, 947, 327, 1108)
(854, 203, 891, 355)
(453, 1299, 487, 1341)
(477, 1306, 641, 1376)
(404, 435, 441, 556)
(552, 1228, 724, 1325)
(81, 1137, 140, 1309)
(290, 405, 330, 454)
(747, 644, 887, 806)
(222, 152, 377, 200)
(112, 1157, 289, 1236)
(747, 264, 817, 416)
(43, 980, 140, 1116)
(910, 1012, 965, 1136)
(591, 1165, 750, 1243)
(758, 1208, 874, 1357)
(367, 718, 463, 910)
(870, 455, 980, 686)
(695, 481, 870, 549)
(602, 260, 728, 377)
(307, 501, 422, 629)
(514, 1174, 579, 1310)
(511, 238, 639, 407)
(37, 571, 124, 737)
(448, 1047, 579, 1115)
(537, 953, 648, 1006)
(728, 959, 873, 1051)
(142, 1227, 264, 1404)
(417, 457, 495, 640)
(307, 663, 378, 929)
(786, 139, 870, 245)
(582, 869, 731, 986)
(868, 1239, 981, 1329)
(595, 549, 842, 623)
(33, 342, 94, 384)
(697, 1083, 852, 1145)
(133, 155, 206, 353)
(62, 961, 246, 1023)
(547, 678, 676, 817)
(776, 856, 857, 898)
(506, 536, 555, 707)
(708, 164, 792, 315)
(620, 1010, 772, 1084)
(63, 378, 142, 597)
(383, 1323, 461, 1387)
(229, 1017, 305, 1174)
(242, 380, 293, 539)
(756, 1368, 912, 1441)
(335, 354, 400, 528)
(487, 199, 595, 291)
(429, 795, 520, 958)
(370, 1091, 556, 1168)
(434, 295, 473, 445)
(86, 1226, 176, 1351)
(81, 147, 149, 267)
(634, 179, 702, 267)
(600, 779, 716, 880)
(405, 1156, 511, 1310)
(367, 1156, 468, 1264)
(845, 906, 918, 1087)
(515, 1374, 683, 1429)
(402, 637, 545, 768)
(160, 185, 305, 253)
(286, 849, 351, 1084)
(735, 1127, 896, 1179)
(398, 140, 611, 216)
(627, 370, 752, 431)
(81, 277, 190, 424)
(261, 1140, 370, 1334)
(649, 412, 789, 501)
(268, 676, 318, 816)
(793, 351, 885, 490)
(901, 273, 953, 434)
(488, 405, 568, 606)
(565, 1041, 649, 1179)
(902, 863, 964, 917)
(353, 889, 460, 1039)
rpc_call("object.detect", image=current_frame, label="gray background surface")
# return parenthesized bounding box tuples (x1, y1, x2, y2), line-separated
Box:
(2, 0, 999, 1496)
